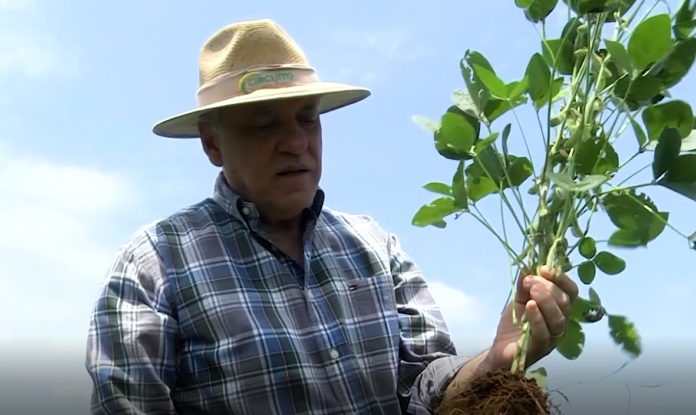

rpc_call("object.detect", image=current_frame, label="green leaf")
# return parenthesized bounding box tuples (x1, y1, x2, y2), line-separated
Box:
(482, 97, 528, 123)
(655, 38, 696, 89)
(604, 39, 634, 75)
(578, 261, 597, 284)
(627, 13, 673, 71)
(507, 78, 529, 100)
(474, 132, 499, 154)
(569, 296, 594, 322)
(564, 0, 638, 17)
(593, 251, 626, 275)
(603, 191, 669, 247)
(657, 153, 696, 201)
(412, 197, 460, 227)
(460, 51, 501, 121)
(674, 0, 696, 40)
(549, 172, 609, 192)
(608, 314, 642, 358)
(507, 156, 534, 187)
(575, 139, 620, 176)
(452, 161, 468, 210)
(556, 320, 585, 360)
(613, 74, 665, 107)
(433, 107, 481, 161)
(431, 220, 447, 229)
(542, 30, 577, 75)
(412, 115, 440, 133)
(521, 0, 558, 22)
(540, 18, 581, 76)
(589, 287, 601, 305)
(423, 182, 452, 196)
(579, 237, 597, 259)
(644, 129, 696, 152)
(533, 78, 564, 110)
(472, 64, 508, 99)
(652, 127, 682, 180)
(466, 176, 498, 202)
(526, 53, 551, 105)
(527, 367, 548, 389)
(461, 61, 485, 116)
(467, 146, 506, 182)
(502, 123, 511, 161)
(630, 118, 648, 148)
(642, 100, 694, 142)
(438, 112, 477, 152)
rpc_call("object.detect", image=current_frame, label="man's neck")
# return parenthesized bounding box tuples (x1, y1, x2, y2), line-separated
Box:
(261, 215, 303, 239)
(261, 215, 305, 266)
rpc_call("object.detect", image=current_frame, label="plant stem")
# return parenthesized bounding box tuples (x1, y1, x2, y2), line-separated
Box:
(510, 12, 608, 376)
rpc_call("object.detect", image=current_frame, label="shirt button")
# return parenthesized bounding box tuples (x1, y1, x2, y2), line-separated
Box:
(241, 207, 250, 215)
(330, 349, 339, 359)
(306, 290, 313, 300)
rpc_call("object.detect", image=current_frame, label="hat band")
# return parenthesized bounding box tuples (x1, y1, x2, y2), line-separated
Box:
(197, 67, 320, 106)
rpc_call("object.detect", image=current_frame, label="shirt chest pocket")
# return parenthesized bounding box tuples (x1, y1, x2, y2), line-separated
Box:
(329, 271, 397, 344)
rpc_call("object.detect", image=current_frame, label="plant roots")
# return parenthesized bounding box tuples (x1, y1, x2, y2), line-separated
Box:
(435, 369, 560, 415)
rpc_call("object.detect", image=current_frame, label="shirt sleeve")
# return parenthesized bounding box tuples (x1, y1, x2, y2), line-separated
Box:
(85, 232, 179, 415)
(388, 233, 469, 414)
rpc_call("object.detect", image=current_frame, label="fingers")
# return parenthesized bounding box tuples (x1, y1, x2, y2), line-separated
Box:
(526, 300, 550, 345)
(524, 277, 566, 336)
(539, 265, 579, 301)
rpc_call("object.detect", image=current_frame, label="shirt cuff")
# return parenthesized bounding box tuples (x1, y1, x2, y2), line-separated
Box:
(408, 355, 470, 414)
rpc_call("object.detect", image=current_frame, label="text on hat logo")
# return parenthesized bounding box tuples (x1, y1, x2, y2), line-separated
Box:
(239, 71, 295, 94)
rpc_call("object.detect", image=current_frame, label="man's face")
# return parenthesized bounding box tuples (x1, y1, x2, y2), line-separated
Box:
(199, 96, 323, 222)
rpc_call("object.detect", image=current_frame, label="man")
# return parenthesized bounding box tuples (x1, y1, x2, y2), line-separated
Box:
(85, 18, 578, 415)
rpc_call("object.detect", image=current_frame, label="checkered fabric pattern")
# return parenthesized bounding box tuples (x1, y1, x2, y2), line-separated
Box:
(85, 173, 469, 415)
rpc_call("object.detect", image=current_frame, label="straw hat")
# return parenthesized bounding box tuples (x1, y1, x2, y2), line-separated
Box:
(152, 18, 371, 138)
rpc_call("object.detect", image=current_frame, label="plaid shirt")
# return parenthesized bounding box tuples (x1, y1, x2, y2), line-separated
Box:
(86, 173, 468, 415)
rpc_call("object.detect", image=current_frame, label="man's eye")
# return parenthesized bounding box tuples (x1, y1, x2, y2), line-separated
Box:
(254, 122, 276, 130)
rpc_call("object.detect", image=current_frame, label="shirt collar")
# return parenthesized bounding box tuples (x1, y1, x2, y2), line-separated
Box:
(211, 171, 325, 232)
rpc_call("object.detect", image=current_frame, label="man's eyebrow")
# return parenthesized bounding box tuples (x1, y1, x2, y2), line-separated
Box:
(300, 102, 321, 113)
(249, 106, 275, 118)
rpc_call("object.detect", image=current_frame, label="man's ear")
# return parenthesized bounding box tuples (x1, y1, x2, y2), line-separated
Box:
(198, 121, 223, 167)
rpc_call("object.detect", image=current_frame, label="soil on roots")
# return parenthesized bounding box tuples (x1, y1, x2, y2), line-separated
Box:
(435, 368, 560, 415)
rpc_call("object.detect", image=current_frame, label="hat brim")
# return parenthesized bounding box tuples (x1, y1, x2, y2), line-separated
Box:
(152, 82, 371, 138)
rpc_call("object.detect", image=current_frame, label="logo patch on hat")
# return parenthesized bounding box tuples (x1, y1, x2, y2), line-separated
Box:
(239, 70, 296, 94)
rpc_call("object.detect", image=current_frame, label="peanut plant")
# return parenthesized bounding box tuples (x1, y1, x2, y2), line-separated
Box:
(411, 0, 696, 385)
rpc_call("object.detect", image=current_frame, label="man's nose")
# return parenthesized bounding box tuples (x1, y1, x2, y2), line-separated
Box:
(277, 121, 309, 154)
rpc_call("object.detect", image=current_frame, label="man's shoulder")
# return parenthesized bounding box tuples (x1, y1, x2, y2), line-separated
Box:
(117, 198, 221, 256)
(321, 207, 382, 232)
(319, 207, 395, 248)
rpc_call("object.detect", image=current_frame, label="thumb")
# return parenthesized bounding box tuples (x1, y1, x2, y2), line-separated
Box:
(514, 267, 533, 304)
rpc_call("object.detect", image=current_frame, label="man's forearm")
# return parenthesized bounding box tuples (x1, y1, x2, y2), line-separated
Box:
(440, 348, 493, 402)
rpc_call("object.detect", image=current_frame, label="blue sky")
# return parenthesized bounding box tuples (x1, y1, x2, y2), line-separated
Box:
(0, 0, 694, 413)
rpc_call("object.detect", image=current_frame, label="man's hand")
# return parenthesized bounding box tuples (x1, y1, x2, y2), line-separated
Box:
(487, 266, 579, 370)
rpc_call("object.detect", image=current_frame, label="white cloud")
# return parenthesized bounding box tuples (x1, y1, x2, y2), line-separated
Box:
(0, 0, 34, 11)
(0, 31, 78, 77)
(426, 281, 498, 355)
(333, 29, 436, 62)
(0, 1, 78, 77)
(0, 144, 135, 278)
(427, 280, 485, 328)
(319, 28, 435, 85)
(0, 143, 138, 337)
